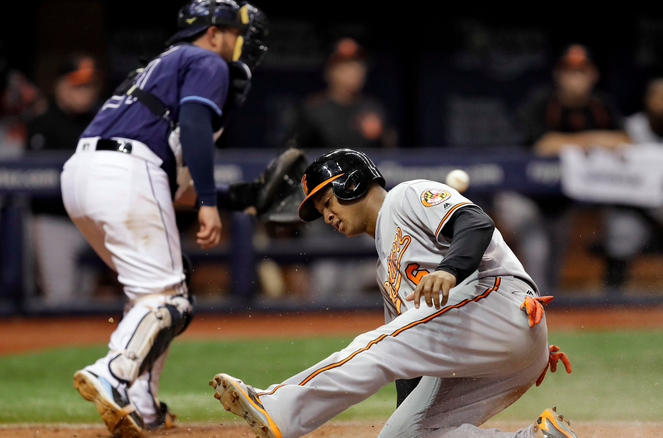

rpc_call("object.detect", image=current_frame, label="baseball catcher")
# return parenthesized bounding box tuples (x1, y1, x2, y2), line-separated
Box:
(62, 2, 304, 437)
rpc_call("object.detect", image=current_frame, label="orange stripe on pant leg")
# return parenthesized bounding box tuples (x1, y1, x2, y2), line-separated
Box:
(260, 277, 501, 396)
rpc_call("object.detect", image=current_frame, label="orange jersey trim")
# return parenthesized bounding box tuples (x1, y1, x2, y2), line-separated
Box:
(259, 277, 501, 395)
(435, 202, 472, 236)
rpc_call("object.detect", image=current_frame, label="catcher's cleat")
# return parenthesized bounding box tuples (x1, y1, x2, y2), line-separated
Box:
(210, 373, 282, 438)
(533, 407, 579, 438)
(144, 401, 177, 431)
(73, 370, 144, 438)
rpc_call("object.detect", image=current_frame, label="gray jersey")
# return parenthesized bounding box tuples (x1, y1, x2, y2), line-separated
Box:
(375, 179, 535, 321)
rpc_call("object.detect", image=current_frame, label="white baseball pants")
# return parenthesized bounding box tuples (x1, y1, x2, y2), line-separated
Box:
(61, 138, 188, 423)
(61, 138, 185, 300)
(257, 276, 549, 438)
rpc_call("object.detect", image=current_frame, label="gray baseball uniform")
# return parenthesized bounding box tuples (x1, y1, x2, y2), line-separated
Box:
(253, 180, 550, 438)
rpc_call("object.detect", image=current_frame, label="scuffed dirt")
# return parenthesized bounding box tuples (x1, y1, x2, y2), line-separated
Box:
(0, 420, 660, 438)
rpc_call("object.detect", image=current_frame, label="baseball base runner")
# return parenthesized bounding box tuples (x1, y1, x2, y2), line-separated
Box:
(210, 149, 576, 438)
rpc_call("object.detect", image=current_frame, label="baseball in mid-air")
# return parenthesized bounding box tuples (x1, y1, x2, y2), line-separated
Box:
(445, 169, 470, 193)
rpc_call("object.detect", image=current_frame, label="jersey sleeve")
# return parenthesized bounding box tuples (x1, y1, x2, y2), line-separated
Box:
(401, 182, 475, 243)
(180, 55, 229, 118)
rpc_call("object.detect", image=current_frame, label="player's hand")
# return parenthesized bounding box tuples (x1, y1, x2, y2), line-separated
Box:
(405, 270, 456, 310)
(197, 206, 222, 249)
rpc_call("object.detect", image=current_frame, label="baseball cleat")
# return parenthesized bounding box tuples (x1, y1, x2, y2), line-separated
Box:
(144, 401, 177, 431)
(533, 407, 579, 438)
(209, 373, 282, 438)
(73, 370, 144, 438)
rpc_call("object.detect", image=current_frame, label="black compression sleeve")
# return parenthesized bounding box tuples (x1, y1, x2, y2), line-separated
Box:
(179, 102, 217, 207)
(436, 207, 495, 284)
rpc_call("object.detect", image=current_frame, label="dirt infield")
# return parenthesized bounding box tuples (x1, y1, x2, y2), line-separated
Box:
(0, 420, 661, 438)
(2, 306, 663, 356)
(2, 308, 662, 437)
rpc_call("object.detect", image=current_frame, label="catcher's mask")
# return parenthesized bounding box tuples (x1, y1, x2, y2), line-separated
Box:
(298, 149, 385, 222)
(237, 2, 269, 70)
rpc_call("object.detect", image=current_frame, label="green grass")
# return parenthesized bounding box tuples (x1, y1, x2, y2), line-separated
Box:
(1, 329, 661, 423)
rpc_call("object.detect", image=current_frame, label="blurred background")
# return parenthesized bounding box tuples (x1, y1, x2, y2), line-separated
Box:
(2, 2, 663, 315)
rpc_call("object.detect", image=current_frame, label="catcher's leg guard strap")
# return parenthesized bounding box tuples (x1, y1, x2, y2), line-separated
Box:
(110, 296, 192, 384)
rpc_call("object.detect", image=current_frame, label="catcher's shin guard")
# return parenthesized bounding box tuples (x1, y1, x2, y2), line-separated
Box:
(109, 295, 193, 384)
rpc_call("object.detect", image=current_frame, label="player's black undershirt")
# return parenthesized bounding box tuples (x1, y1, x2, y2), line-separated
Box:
(437, 207, 495, 284)
(179, 102, 217, 207)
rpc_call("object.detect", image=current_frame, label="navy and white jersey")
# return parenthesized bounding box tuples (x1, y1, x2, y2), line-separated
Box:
(82, 43, 229, 179)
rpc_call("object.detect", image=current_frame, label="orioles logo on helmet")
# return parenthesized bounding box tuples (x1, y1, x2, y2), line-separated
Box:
(302, 174, 309, 195)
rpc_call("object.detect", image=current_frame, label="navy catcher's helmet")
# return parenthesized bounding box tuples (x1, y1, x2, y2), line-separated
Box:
(166, 0, 248, 47)
(298, 149, 385, 222)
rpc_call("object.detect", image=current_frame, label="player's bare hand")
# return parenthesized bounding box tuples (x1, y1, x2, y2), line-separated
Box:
(405, 270, 456, 309)
(197, 206, 222, 249)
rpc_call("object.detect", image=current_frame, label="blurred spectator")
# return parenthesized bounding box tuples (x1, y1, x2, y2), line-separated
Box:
(496, 44, 629, 294)
(518, 44, 629, 155)
(602, 77, 663, 290)
(27, 55, 101, 305)
(285, 38, 396, 150)
(266, 39, 394, 301)
(27, 55, 99, 151)
(624, 78, 663, 143)
(0, 41, 47, 157)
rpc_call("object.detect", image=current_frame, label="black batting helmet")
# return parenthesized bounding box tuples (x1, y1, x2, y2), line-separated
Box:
(298, 149, 385, 222)
(166, 0, 249, 47)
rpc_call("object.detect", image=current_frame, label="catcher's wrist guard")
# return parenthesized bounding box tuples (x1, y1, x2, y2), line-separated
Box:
(223, 148, 309, 225)
(225, 181, 261, 211)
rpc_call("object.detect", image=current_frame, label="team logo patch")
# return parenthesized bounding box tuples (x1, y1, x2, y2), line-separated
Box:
(420, 188, 451, 207)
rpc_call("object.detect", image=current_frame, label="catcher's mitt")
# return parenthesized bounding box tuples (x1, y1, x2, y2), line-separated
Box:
(224, 148, 308, 225)
(255, 148, 308, 224)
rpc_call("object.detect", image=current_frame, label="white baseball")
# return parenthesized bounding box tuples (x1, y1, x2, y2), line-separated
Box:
(445, 169, 470, 193)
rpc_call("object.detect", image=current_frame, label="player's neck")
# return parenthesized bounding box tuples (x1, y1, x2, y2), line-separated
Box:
(363, 186, 387, 239)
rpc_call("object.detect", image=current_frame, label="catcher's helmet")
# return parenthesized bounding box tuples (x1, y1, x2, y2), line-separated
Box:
(298, 149, 385, 222)
(166, 0, 248, 47)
